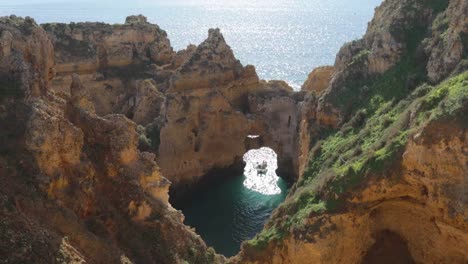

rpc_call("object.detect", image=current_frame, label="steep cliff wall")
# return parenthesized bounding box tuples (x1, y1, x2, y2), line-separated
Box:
(1, 0, 467, 262)
(0, 16, 224, 264)
(41, 17, 306, 195)
(0, 14, 308, 263)
(237, 0, 468, 263)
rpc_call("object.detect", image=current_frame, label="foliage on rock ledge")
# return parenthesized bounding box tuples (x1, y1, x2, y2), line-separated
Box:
(245, 69, 467, 251)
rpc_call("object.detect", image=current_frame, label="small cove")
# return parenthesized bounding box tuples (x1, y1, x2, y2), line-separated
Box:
(175, 148, 290, 257)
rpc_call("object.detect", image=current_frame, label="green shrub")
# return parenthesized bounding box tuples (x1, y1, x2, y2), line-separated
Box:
(278, 72, 467, 242)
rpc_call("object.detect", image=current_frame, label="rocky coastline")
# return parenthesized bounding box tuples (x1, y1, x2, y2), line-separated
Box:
(0, 0, 467, 262)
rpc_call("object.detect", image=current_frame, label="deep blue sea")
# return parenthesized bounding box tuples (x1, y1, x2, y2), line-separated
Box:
(0, 0, 382, 89)
(0, 0, 383, 256)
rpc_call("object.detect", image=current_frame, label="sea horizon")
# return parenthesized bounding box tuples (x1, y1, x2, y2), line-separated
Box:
(0, 0, 382, 89)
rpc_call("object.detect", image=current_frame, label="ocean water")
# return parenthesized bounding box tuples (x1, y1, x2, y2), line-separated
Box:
(0, 0, 382, 89)
(1, 0, 383, 256)
(176, 147, 289, 257)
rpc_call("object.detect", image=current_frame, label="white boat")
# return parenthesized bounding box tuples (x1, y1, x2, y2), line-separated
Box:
(256, 161, 268, 175)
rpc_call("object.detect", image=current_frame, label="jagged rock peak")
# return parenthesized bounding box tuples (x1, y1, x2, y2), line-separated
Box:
(200, 28, 234, 56)
(169, 28, 246, 91)
(0, 15, 38, 28)
(125, 14, 149, 25)
(208, 28, 223, 41)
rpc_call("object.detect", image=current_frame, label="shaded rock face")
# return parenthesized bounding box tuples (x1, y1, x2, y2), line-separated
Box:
(156, 29, 305, 194)
(0, 16, 224, 264)
(0, 15, 55, 99)
(239, 117, 468, 264)
(1, 14, 309, 263)
(247, 82, 308, 181)
(43, 16, 174, 74)
(424, 0, 468, 83)
(318, 0, 448, 124)
(235, 0, 468, 263)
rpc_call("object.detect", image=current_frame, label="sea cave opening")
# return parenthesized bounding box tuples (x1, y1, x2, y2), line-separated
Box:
(172, 146, 290, 257)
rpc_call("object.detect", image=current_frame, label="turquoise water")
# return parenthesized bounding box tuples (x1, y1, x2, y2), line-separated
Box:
(178, 174, 289, 256)
(178, 173, 289, 257)
(177, 147, 289, 256)
(0, 0, 382, 89)
(1, 1, 382, 255)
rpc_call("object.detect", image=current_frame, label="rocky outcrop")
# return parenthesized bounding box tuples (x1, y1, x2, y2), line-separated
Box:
(247, 82, 306, 180)
(301, 66, 334, 94)
(0, 14, 309, 263)
(121, 79, 165, 125)
(0, 16, 224, 264)
(169, 28, 246, 92)
(2, 0, 467, 262)
(236, 0, 468, 263)
(42, 15, 174, 118)
(424, 0, 468, 83)
(318, 0, 451, 124)
(238, 112, 468, 264)
(43, 15, 174, 74)
(0, 15, 55, 99)
(39, 16, 306, 198)
(157, 30, 305, 193)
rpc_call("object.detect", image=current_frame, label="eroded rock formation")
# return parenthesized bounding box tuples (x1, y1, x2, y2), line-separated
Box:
(1, 0, 467, 262)
(301, 66, 335, 94)
(0, 16, 223, 264)
(0, 14, 308, 263)
(40, 19, 306, 197)
(236, 0, 468, 263)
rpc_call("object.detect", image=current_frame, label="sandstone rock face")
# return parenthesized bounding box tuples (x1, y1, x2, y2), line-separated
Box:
(0, 15, 55, 98)
(318, 0, 444, 124)
(154, 29, 310, 193)
(121, 79, 165, 125)
(2, 0, 466, 262)
(425, 0, 468, 83)
(44, 16, 174, 119)
(247, 83, 306, 180)
(238, 117, 468, 264)
(301, 66, 335, 94)
(0, 16, 224, 264)
(43, 17, 306, 197)
(156, 29, 259, 191)
(235, 1, 467, 263)
(333, 0, 432, 75)
(1, 14, 309, 263)
(43, 15, 174, 74)
(170, 44, 197, 69)
(157, 86, 252, 188)
(169, 28, 245, 92)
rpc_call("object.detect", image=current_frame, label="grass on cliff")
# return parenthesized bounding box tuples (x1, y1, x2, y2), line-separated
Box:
(245, 1, 463, 252)
(245, 71, 468, 251)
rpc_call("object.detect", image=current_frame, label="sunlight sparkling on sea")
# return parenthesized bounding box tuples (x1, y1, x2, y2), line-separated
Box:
(0, 0, 382, 90)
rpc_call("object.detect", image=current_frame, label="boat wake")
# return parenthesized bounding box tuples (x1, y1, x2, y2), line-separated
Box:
(242, 147, 282, 195)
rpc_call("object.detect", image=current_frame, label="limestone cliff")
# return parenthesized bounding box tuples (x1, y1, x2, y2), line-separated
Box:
(153, 29, 306, 197)
(0, 16, 223, 264)
(301, 66, 335, 95)
(1, 0, 467, 262)
(236, 0, 468, 263)
(0, 14, 307, 263)
(43, 14, 173, 74)
(40, 18, 307, 195)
